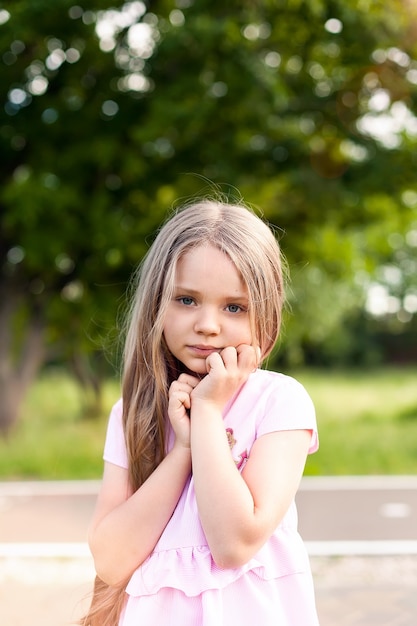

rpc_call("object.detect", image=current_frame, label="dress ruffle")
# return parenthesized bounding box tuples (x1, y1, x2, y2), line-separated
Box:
(125, 529, 310, 598)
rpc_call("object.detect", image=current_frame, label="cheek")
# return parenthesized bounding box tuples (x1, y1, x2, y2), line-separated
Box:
(163, 314, 183, 343)
(234, 320, 254, 344)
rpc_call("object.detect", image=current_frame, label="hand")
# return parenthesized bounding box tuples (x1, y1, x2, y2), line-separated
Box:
(168, 373, 200, 447)
(191, 344, 261, 410)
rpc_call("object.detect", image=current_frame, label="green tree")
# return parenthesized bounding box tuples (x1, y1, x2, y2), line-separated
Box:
(1, 0, 417, 433)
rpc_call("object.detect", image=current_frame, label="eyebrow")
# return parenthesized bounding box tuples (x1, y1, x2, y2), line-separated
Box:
(173, 285, 249, 301)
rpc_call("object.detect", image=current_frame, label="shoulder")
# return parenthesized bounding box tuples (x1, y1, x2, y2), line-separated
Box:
(103, 398, 128, 469)
(245, 369, 314, 405)
(110, 397, 123, 418)
(241, 370, 318, 452)
(106, 398, 123, 434)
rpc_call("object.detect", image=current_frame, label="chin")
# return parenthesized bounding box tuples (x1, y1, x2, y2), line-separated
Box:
(183, 362, 207, 377)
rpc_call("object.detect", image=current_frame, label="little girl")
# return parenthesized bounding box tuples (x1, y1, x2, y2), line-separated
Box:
(83, 199, 320, 625)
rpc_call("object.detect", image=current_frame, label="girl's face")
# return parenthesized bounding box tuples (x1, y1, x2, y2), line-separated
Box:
(163, 244, 253, 376)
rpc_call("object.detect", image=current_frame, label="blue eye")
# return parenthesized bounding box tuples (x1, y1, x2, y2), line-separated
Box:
(179, 297, 194, 306)
(227, 304, 242, 313)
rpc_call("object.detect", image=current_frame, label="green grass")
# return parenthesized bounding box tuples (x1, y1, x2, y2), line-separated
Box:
(0, 367, 416, 479)
(0, 372, 120, 480)
(295, 367, 417, 476)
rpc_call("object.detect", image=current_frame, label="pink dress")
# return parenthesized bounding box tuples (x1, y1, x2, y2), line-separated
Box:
(103, 370, 320, 625)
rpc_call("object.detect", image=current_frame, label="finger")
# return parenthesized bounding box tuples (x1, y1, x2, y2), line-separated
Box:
(236, 344, 259, 372)
(170, 378, 198, 398)
(205, 350, 225, 373)
(177, 373, 201, 388)
(170, 390, 191, 410)
(219, 346, 238, 369)
(251, 345, 262, 368)
(256, 345, 262, 363)
(170, 381, 191, 395)
(178, 391, 191, 410)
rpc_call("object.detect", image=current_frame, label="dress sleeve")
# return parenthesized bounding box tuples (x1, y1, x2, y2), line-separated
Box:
(103, 398, 129, 468)
(256, 376, 318, 454)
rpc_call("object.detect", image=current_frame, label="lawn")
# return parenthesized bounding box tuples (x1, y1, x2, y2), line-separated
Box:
(296, 366, 417, 475)
(0, 372, 119, 480)
(0, 366, 416, 479)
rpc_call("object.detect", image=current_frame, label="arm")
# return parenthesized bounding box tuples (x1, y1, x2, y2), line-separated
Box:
(190, 346, 311, 569)
(88, 444, 191, 587)
(191, 413, 311, 569)
(88, 374, 198, 587)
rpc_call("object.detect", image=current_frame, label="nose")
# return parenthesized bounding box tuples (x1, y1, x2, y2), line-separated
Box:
(194, 306, 220, 335)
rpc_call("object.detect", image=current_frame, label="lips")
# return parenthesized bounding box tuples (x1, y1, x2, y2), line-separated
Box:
(188, 345, 221, 357)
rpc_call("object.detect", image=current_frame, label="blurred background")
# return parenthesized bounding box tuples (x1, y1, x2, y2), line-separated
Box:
(1, 0, 416, 479)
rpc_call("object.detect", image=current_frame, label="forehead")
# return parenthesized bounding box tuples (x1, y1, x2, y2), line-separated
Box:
(175, 244, 247, 293)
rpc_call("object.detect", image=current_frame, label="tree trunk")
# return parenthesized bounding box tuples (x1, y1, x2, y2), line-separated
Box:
(0, 289, 46, 436)
(70, 351, 104, 419)
(0, 378, 21, 436)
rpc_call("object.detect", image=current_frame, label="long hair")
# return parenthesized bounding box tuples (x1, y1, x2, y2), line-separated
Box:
(80, 199, 286, 625)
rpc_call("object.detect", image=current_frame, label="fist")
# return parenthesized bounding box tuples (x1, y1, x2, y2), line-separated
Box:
(168, 373, 200, 447)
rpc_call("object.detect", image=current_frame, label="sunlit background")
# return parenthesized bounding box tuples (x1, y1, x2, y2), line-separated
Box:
(0, 0, 416, 461)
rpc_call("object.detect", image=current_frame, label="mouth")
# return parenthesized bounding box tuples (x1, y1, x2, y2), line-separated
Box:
(187, 345, 221, 357)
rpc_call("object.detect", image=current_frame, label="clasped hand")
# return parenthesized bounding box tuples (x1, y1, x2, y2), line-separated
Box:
(168, 344, 260, 448)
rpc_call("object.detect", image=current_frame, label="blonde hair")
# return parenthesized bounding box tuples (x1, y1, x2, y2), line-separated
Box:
(81, 199, 285, 625)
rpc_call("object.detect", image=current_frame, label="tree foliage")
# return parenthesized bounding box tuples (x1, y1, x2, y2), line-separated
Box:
(1, 0, 417, 432)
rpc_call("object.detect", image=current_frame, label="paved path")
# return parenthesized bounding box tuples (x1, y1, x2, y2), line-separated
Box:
(1, 477, 417, 625)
